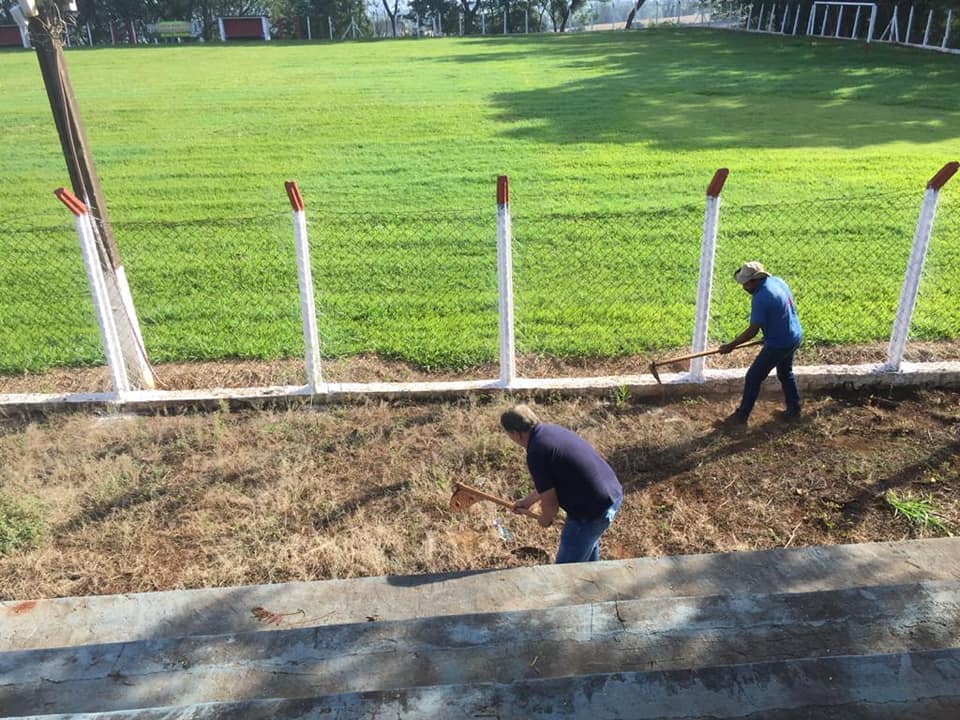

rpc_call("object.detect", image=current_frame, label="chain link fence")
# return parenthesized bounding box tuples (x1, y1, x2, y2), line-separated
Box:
(512, 206, 703, 375)
(119, 214, 301, 367)
(0, 216, 100, 373)
(711, 191, 921, 367)
(308, 211, 498, 376)
(1, 184, 958, 391)
(914, 187, 960, 357)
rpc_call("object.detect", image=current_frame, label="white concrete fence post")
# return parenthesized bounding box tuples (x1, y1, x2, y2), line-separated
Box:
(285, 181, 323, 393)
(690, 168, 730, 382)
(885, 161, 959, 371)
(55, 188, 131, 397)
(496, 175, 516, 387)
(922, 8, 933, 45)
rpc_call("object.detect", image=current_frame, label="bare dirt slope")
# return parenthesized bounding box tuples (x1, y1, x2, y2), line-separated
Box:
(1, 386, 957, 601)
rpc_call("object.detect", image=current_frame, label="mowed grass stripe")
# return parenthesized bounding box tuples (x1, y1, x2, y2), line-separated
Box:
(1, 30, 958, 370)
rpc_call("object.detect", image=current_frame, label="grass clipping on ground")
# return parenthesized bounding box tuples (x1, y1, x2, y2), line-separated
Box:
(1, 388, 957, 600)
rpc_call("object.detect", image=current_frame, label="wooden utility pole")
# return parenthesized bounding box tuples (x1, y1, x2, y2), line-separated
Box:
(28, 11, 120, 267)
(27, 3, 156, 389)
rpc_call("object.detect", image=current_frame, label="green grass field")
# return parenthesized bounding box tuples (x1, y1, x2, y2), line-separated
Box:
(1, 29, 958, 371)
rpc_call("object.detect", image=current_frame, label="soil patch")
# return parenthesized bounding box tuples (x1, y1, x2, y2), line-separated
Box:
(1, 386, 957, 600)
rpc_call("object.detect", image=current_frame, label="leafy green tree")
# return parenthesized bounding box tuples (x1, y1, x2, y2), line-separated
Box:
(547, 0, 583, 30)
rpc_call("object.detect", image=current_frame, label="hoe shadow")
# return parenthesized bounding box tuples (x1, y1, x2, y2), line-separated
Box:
(433, 30, 960, 150)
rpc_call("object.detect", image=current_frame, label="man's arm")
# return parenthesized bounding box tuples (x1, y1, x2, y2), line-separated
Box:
(535, 489, 560, 527)
(513, 490, 540, 511)
(719, 323, 761, 354)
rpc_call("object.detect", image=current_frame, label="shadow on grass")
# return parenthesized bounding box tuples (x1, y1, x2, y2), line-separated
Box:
(607, 416, 810, 494)
(836, 439, 960, 528)
(435, 29, 960, 149)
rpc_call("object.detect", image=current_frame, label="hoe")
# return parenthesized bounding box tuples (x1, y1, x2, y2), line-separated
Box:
(648, 340, 762, 384)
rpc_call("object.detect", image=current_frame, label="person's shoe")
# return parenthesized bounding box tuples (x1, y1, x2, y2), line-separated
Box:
(713, 412, 748, 432)
(776, 407, 803, 422)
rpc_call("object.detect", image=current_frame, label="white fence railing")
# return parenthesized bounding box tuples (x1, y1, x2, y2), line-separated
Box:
(724, 1, 959, 54)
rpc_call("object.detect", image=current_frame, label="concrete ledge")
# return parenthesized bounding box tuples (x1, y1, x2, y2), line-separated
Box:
(4, 538, 958, 652)
(2, 581, 957, 716)
(15, 649, 960, 720)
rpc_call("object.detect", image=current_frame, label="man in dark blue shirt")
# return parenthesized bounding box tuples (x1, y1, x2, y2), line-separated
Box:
(716, 261, 803, 428)
(501, 404, 623, 564)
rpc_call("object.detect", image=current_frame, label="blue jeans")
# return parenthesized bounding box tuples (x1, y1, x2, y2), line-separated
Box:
(736, 343, 801, 421)
(555, 496, 622, 564)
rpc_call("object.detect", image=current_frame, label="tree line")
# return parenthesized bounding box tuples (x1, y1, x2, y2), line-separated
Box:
(0, 0, 662, 40)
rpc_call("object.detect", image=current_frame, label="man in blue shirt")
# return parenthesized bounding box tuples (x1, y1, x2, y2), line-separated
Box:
(501, 404, 623, 564)
(716, 261, 803, 428)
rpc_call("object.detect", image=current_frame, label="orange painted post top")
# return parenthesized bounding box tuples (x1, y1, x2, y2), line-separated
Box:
(927, 162, 959, 191)
(706, 168, 730, 198)
(54, 187, 87, 216)
(285, 181, 304, 211)
(497, 175, 509, 205)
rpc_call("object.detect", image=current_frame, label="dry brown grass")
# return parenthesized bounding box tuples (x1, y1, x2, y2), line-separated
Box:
(1, 386, 958, 601)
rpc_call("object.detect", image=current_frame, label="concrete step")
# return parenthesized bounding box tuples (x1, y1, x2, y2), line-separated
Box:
(2, 580, 958, 717)
(4, 538, 959, 652)
(11, 648, 960, 720)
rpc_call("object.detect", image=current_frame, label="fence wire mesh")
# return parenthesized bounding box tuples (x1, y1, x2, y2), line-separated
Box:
(913, 188, 960, 361)
(512, 206, 704, 376)
(1, 184, 958, 390)
(117, 214, 301, 373)
(711, 191, 920, 367)
(0, 216, 101, 374)
(309, 211, 498, 379)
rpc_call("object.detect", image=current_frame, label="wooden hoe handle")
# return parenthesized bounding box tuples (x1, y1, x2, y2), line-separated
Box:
(450, 482, 543, 521)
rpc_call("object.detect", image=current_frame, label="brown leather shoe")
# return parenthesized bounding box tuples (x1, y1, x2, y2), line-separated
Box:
(776, 408, 802, 422)
(713, 412, 748, 431)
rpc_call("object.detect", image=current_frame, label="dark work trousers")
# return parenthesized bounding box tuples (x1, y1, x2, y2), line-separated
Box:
(736, 343, 801, 420)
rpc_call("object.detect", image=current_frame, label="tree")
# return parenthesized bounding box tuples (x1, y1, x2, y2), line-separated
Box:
(381, 0, 401, 35)
(624, 0, 646, 28)
(547, 0, 584, 30)
(458, 0, 480, 32)
(406, 0, 453, 32)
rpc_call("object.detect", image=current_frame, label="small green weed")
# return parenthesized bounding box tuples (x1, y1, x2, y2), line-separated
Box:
(613, 384, 630, 408)
(885, 491, 951, 534)
(0, 495, 45, 555)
